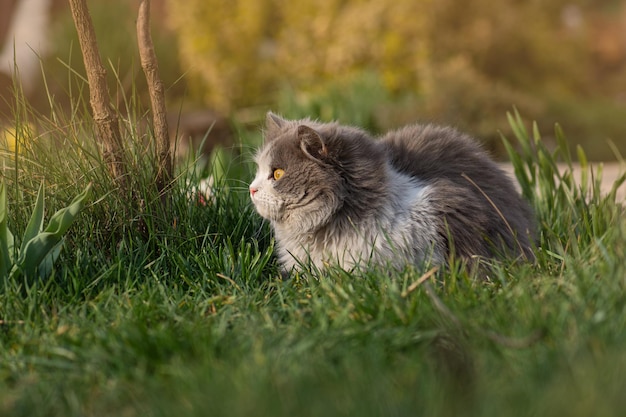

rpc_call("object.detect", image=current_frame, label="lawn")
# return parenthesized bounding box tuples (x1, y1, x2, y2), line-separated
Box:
(1, 106, 625, 417)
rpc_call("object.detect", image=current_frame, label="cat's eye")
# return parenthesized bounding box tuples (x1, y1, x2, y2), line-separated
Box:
(273, 168, 285, 181)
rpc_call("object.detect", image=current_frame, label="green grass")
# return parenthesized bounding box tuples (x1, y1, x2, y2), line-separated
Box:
(1, 89, 626, 417)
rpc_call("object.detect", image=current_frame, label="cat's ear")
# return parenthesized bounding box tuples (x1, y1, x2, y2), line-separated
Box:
(265, 112, 287, 140)
(298, 125, 329, 162)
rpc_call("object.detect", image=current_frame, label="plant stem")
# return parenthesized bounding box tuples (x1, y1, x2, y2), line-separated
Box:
(137, 0, 172, 200)
(68, 0, 127, 190)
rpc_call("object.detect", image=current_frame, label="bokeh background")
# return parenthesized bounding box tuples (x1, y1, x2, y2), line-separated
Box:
(2, 0, 626, 160)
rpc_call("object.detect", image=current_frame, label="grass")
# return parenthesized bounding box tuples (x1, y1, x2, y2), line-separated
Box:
(1, 80, 626, 417)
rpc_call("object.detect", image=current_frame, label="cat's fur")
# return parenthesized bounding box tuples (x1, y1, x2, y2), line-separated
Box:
(250, 112, 535, 273)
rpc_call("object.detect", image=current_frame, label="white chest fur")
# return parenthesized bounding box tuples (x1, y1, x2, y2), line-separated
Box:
(272, 167, 442, 272)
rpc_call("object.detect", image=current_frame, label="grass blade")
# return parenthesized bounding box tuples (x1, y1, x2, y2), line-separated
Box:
(576, 145, 589, 198)
(554, 123, 572, 166)
(20, 182, 45, 254)
(502, 134, 534, 201)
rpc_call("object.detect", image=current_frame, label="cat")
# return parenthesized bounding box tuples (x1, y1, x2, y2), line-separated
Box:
(249, 112, 535, 274)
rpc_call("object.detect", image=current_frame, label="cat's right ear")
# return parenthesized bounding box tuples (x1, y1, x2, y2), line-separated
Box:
(265, 112, 287, 140)
(298, 125, 329, 163)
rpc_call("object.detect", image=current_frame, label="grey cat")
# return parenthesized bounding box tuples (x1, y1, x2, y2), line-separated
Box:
(250, 112, 535, 273)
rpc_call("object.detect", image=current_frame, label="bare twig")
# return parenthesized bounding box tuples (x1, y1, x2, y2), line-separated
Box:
(68, 0, 127, 188)
(216, 273, 242, 292)
(402, 266, 439, 298)
(137, 0, 172, 196)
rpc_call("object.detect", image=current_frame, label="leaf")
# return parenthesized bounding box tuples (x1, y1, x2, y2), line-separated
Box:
(38, 240, 64, 280)
(14, 183, 91, 281)
(20, 182, 45, 254)
(43, 183, 92, 237)
(0, 182, 14, 278)
(14, 233, 59, 279)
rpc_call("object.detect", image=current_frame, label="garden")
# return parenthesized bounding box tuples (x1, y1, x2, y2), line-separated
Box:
(1, 1, 625, 416)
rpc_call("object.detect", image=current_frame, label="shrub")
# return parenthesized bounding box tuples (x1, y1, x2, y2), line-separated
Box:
(166, 0, 429, 112)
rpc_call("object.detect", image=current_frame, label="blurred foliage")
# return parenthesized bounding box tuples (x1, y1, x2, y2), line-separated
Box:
(166, 0, 626, 158)
(428, 0, 589, 97)
(36, 0, 183, 114)
(3, 0, 625, 159)
(166, 0, 589, 109)
(167, 0, 430, 113)
(277, 71, 389, 132)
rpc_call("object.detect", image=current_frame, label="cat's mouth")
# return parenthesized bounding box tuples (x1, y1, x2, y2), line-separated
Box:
(251, 193, 284, 222)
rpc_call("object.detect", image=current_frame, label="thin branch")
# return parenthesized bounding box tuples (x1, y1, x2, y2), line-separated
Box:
(137, 0, 172, 194)
(402, 266, 439, 298)
(68, 0, 127, 187)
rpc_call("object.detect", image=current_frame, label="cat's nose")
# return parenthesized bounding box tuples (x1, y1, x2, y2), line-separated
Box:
(249, 186, 258, 197)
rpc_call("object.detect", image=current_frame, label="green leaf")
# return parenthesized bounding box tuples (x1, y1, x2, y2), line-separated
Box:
(38, 240, 64, 280)
(0, 182, 14, 278)
(20, 182, 45, 254)
(14, 183, 91, 281)
(43, 183, 91, 237)
(14, 233, 59, 279)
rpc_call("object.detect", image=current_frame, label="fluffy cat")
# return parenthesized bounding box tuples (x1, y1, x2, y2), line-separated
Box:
(250, 112, 535, 273)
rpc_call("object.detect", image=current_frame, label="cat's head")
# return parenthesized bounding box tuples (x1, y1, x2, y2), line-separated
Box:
(249, 112, 386, 233)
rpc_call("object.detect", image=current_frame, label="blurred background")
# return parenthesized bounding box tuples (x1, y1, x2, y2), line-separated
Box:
(2, 0, 626, 160)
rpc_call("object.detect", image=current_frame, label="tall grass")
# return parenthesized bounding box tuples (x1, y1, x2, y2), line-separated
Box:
(504, 109, 626, 264)
(0, 75, 625, 417)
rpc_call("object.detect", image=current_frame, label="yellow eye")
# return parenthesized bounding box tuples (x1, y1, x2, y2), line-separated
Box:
(273, 168, 285, 180)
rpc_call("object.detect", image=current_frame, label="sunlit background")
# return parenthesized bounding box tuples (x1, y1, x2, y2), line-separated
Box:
(2, 0, 626, 160)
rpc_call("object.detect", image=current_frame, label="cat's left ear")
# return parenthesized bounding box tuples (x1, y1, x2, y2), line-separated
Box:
(265, 112, 287, 141)
(298, 125, 329, 162)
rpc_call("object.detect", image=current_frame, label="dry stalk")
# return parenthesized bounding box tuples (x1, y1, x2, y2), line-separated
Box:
(137, 0, 172, 196)
(68, 0, 127, 188)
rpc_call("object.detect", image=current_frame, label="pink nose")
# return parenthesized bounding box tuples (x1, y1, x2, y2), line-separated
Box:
(250, 187, 258, 197)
